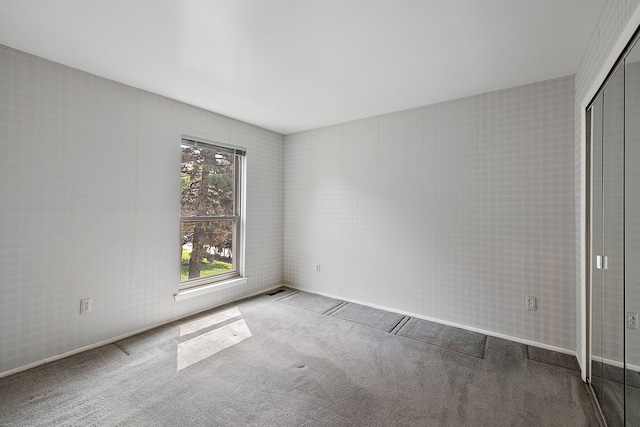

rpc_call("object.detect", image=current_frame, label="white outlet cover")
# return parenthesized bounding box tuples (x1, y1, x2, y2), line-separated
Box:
(627, 312, 638, 330)
(526, 296, 537, 311)
(80, 298, 92, 314)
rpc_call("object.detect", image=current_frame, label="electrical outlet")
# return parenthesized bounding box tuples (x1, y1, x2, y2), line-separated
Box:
(526, 296, 537, 311)
(627, 312, 638, 329)
(315, 264, 320, 273)
(80, 298, 92, 314)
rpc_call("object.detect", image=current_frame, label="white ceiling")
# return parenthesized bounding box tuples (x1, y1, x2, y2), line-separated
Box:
(0, 0, 605, 134)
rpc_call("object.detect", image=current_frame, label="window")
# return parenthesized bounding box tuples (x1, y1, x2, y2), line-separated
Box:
(180, 136, 245, 290)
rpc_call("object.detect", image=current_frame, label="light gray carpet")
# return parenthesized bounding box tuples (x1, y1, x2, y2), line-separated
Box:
(329, 303, 406, 333)
(396, 317, 487, 359)
(0, 289, 600, 426)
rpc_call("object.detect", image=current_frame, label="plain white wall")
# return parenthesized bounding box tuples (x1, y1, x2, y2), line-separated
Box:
(284, 76, 577, 352)
(0, 45, 284, 375)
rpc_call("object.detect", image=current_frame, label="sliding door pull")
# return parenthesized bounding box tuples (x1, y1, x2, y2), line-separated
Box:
(595, 255, 609, 270)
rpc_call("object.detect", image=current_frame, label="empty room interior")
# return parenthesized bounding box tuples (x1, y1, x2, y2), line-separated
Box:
(3, 0, 640, 426)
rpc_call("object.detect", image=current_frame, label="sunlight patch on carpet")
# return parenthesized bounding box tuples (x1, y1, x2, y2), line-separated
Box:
(177, 319, 252, 371)
(179, 307, 242, 337)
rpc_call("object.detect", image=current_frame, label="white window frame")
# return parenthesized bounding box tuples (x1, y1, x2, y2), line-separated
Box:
(176, 135, 246, 298)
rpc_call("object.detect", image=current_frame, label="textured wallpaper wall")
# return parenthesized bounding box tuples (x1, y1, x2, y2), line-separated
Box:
(284, 76, 577, 351)
(0, 46, 284, 375)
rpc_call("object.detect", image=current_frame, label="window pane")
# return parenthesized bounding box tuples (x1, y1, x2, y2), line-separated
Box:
(181, 145, 235, 217)
(181, 220, 234, 282)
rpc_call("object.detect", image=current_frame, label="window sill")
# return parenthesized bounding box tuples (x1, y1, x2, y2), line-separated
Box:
(174, 276, 248, 302)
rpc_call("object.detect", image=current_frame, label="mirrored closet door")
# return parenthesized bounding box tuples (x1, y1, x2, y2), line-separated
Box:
(589, 35, 640, 427)
(624, 37, 640, 426)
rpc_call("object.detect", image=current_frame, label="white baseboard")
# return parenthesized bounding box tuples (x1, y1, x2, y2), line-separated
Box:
(285, 285, 576, 357)
(0, 284, 282, 380)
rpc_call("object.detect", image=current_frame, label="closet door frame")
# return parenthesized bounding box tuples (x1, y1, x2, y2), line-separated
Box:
(584, 19, 640, 427)
(581, 9, 640, 384)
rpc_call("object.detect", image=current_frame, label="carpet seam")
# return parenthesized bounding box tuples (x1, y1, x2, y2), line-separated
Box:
(394, 333, 485, 359)
(275, 291, 299, 302)
(390, 316, 410, 335)
(113, 342, 130, 356)
(330, 315, 404, 334)
(393, 317, 411, 335)
(479, 335, 487, 359)
(323, 301, 348, 316)
(394, 318, 486, 359)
